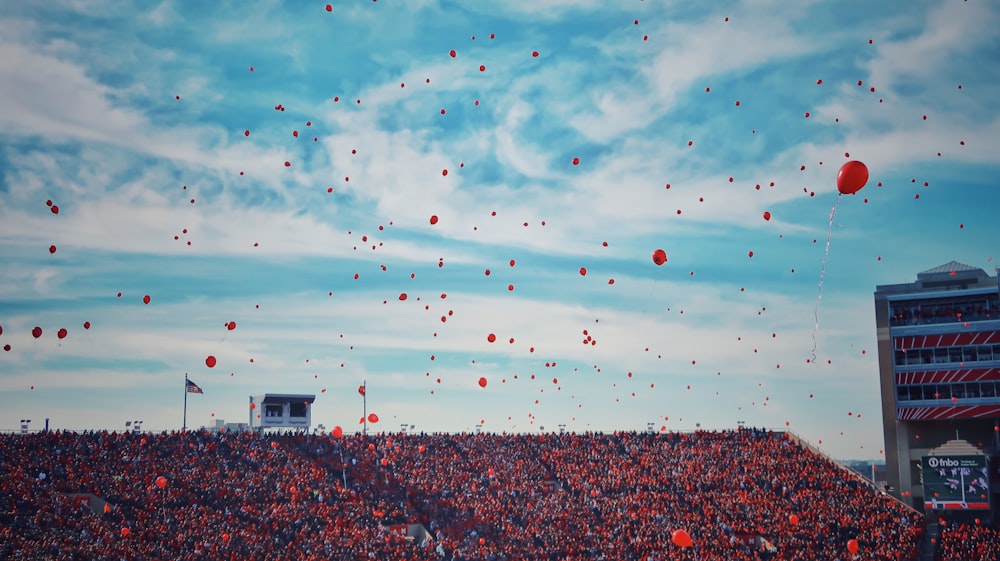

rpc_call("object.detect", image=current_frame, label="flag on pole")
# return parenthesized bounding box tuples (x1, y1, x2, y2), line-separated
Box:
(186, 379, 204, 394)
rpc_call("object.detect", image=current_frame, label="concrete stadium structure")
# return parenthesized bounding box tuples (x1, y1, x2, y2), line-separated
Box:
(875, 261, 1000, 516)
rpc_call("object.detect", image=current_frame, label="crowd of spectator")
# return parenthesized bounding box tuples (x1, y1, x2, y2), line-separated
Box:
(889, 300, 997, 326)
(936, 517, 1000, 561)
(0, 427, 952, 560)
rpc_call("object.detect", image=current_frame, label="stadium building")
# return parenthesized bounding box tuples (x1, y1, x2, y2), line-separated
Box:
(875, 261, 1000, 516)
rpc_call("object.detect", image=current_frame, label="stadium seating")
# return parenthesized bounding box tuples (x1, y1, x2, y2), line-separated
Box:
(0, 428, 946, 560)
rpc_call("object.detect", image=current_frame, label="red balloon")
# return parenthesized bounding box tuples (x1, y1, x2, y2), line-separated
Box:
(367, 413, 379, 424)
(57, 328, 68, 339)
(671, 529, 693, 548)
(847, 539, 859, 554)
(48, 245, 57, 254)
(837, 160, 869, 195)
(32, 326, 42, 339)
(226, 321, 237, 331)
(332, 426, 343, 438)
(652, 249, 667, 266)
(789, 514, 800, 525)
(487, 333, 496, 343)
(156, 476, 167, 489)
(120, 528, 130, 537)
(358, 385, 366, 396)
(763, 211, 771, 221)
(579, 267, 587, 276)
(429, 215, 439, 225)
(398, 293, 407, 301)
(205, 355, 217, 368)
(142, 294, 151, 305)
(478, 377, 488, 388)
(83, 321, 91, 329)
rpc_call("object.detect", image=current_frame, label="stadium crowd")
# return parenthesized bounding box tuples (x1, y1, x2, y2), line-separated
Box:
(936, 517, 1000, 561)
(0, 427, 949, 560)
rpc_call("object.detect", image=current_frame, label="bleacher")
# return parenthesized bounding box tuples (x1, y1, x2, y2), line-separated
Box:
(0, 428, 977, 560)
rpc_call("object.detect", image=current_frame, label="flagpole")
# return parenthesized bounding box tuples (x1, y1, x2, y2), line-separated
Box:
(362, 380, 367, 437)
(183, 373, 188, 431)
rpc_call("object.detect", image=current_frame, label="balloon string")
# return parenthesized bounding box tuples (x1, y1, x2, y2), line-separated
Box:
(811, 193, 841, 364)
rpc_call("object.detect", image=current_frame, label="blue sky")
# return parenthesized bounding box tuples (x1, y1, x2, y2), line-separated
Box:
(1, 0, 998, 459)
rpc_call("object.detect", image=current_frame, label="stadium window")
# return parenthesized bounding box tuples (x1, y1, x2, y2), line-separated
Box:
(922, 385, 938, 401)
(977, 345, 993, 361)
(920, 349, 934, 364)
(289, 403, 307, 418)
(265, 404, 282, 418)
(952, 384, 967, 400)
(966, 383, 981, 399)
(894, 350, 907, 365)
(897, 386, 909, 402)
(982, 382, 998, 398)
(964, 346, 979, 362)
(934, 348, 949, 364)
(936, 384, 952, 399)
(949, 348, 964, 363)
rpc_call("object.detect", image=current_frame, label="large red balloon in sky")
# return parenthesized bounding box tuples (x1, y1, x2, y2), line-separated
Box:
(652, 249, 667, 266)
(836, 160, 869, 195)
(32, 326, 42, 339)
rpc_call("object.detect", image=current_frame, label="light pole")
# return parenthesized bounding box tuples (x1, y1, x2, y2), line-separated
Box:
(646, 422, 655, 434)
(19, 419, 31, 434)
(558, 424, 566, 435)
(400, 423, 408, 435)
(475, 424, 483, 435)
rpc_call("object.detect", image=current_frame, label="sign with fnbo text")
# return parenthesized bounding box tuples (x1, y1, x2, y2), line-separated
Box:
(921, 455, 990, 510)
